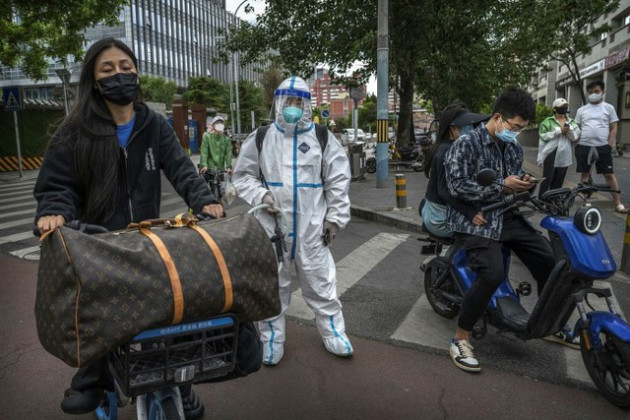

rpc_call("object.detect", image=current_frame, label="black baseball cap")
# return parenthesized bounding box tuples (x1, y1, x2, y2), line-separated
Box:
(451, 110, 491, 126)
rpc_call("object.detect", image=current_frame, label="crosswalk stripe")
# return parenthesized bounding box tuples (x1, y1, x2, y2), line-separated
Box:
(0, 182, 36, 193)
(391, 295, 454, 349)
(286, 232, 410, 320)
(0, 189, 37, 200)
(0, 231, 34, 245)
(0, 208, 36, 219)
(9, 245, 40, 259)
(0, 216, 34, 230)
(0, 198, 36, 211)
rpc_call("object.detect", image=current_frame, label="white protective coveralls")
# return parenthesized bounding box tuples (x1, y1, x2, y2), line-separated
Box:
(232, 76, 353, 364)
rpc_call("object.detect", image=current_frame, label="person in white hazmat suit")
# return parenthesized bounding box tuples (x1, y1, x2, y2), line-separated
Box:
(232, 76, 353, 365)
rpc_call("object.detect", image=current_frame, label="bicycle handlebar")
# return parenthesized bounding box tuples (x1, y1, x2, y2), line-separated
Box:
(33, 220, 109, 237)
(480, 192, 531, 213)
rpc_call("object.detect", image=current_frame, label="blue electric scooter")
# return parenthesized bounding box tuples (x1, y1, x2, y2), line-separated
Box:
(422, 169, 630, 408)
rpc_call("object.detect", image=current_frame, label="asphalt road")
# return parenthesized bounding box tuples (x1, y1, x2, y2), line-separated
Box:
(1, 150, 630, 418)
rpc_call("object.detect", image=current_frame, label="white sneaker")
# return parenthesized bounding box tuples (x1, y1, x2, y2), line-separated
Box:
(449, 339, 480, 372)
(262, 341, 284, 366)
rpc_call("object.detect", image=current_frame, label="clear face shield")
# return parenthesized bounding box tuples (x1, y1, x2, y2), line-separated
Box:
(274, 85, 312, 128)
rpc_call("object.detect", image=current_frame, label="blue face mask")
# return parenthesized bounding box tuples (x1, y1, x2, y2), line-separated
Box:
(495, 119, 518, 143)
(459, 125, 474, 136)
(282, 106, 303, 124)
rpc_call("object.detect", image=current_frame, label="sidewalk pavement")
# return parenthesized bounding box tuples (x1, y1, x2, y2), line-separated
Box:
(349, 145, 630, 284)
(349, 145, 629, 235)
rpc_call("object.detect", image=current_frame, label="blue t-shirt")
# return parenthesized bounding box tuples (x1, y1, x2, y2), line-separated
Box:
(117, 113, 136, 147)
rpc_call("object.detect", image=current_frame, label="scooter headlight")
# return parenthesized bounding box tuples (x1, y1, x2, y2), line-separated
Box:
(574, 206, 602, 235)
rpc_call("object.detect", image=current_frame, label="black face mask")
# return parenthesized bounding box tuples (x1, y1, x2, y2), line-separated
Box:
(555, 107, 569, 115)
(96, 73, 139, 105)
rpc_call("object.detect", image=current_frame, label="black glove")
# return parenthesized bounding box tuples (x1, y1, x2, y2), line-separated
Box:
(322, 221, 339, 246)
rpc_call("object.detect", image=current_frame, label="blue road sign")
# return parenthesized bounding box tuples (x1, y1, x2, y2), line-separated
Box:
(322, 110, 330, 118)
(3, 86, 22, 111)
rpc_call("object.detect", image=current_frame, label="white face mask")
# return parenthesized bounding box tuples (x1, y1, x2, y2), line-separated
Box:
(215, 123, 225, 132)
(588, 93, 602, 103)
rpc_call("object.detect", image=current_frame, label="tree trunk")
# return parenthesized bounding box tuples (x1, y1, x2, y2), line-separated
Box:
(396, 62, 415, 149)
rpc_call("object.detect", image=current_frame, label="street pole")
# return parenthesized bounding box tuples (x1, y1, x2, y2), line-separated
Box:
(234, 51, 242, 139)
(13, 111, 23, 178)
(232, 0, 251, 141)
(55, 68, 71, 116)
(229, 55, 236, 138)
(376, 0, 389, 189)
(621, 213, 630, 274)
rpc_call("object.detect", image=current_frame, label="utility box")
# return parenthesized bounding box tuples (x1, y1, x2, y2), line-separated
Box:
(348, 142, 366, 181)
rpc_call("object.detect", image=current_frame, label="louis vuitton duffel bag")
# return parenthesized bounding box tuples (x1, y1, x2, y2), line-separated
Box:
(35, 213, 280, 367)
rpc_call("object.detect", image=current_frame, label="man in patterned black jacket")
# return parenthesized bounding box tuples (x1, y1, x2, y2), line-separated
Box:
(444, 87, 555, 373)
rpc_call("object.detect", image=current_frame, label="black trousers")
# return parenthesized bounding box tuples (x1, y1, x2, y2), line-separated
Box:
(456, 215, 555, 331)
(538, 149, 568, 197)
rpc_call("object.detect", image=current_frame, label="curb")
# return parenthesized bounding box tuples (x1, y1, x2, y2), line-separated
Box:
(351, 204, 424, 234)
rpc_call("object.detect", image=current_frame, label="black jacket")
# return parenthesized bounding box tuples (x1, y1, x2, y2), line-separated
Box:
(34, 104, 216, 231)
(424, 140, 477, 221)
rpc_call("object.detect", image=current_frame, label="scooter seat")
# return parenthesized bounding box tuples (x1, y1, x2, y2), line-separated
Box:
(494, 297, 529, 333)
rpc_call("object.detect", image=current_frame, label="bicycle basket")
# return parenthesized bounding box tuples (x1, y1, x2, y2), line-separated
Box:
(110, 315, 238, 397)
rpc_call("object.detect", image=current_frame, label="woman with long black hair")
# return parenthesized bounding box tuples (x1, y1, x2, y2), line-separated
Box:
(33, 37, 223, 417)
(421, 103, 490, 238)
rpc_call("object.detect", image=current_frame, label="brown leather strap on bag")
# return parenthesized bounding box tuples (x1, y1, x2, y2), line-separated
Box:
(188, 224, 233, 313)
(139, 222, 184, 324)
(127, 213, 197, 230)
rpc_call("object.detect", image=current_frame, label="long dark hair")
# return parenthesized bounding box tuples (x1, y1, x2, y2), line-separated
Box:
(50, 38, 139, 223)
(424, 102, 468, 177)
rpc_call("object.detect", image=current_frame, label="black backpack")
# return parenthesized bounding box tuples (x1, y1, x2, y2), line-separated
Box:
(255, 123, 329, 155)
(255, 123, 329, 180)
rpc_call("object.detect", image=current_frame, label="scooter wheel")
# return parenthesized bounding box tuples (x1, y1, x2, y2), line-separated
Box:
(581, 330, 630, 408)
(423, 258, 459, 319)
(366, 158, 376, 174)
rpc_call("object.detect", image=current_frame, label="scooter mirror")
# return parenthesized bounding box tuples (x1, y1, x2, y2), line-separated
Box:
(477, 168, 498, 187)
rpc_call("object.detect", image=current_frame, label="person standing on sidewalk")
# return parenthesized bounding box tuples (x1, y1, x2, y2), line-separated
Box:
(199, 115, 233, 176)
(574, 81, 628, 213)
(537, 98, 580, 197)
(232, 76, 353, 365)
(444, 87, 558, 373)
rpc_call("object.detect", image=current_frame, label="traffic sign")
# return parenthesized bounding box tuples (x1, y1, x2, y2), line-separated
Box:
(3, 86, 23, 111)
(322, 110, 330, 118)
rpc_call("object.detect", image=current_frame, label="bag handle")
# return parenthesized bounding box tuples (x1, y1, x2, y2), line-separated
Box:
(127, 213, 198, 230)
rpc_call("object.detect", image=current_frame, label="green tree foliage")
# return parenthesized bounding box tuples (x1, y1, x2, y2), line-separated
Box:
(260, 64, 287, 109)
(140, 76, 177, 109)
(358, 94, 377, 131)
(236, 80, 266, 131)
(223, 1, 615, 145)
(0, 0, 127, 80)
(183, 76, 229, 110)
(534, 103, 554, 127)
(537, 0, 620, 104)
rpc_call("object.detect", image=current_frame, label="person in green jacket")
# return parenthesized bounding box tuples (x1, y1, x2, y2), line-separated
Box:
(199, 116, 233, 176)
(537, 98, 580, 197)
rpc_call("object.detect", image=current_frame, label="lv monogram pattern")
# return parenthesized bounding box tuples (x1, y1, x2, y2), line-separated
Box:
(35, 213, 280, 367)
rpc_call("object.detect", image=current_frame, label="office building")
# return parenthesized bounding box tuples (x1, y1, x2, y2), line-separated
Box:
(0, 0, 262, 104)
(529, 0, 630, 150)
